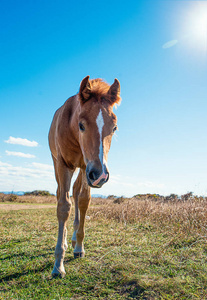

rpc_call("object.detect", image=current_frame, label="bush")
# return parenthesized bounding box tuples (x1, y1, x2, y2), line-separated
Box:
(24, 190, 52, 196)
(113, 196, 126, 204)
(0, 193, 18, 202)
(107, 195, 117, 200)
(7, 194, 18, 202)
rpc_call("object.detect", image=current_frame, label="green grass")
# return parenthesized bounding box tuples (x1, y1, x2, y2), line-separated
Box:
(0, 198, 207, 299)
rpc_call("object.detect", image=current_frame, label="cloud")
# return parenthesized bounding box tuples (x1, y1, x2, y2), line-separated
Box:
(4, 136, 38, 147)
(6, 151, 36, 158)
(0, 160, 56, 193)
(0, 162, 53, 179)
(162, 39, 178, 49)
(0, 161, 12, 167)
(32, 162, 53, 170)
(110, 175, 134, 187)
(137, 181, 164, 189)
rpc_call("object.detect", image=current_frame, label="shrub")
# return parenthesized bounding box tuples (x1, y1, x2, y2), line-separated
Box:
(24, 190, 52, 196)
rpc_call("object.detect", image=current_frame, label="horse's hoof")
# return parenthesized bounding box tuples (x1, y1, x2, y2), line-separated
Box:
(72, 240, 76, 248)
(52, 265, 66, 278)
(74, 252, 85, 259)
(52, 272, 66, 278)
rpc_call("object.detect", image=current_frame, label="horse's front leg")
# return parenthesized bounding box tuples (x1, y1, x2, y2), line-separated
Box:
(72, 170, 82, 249)
(74, 169, 91, 258)
(52, 156, 74, 277)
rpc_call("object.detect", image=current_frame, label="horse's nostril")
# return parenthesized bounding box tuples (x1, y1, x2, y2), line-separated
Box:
(89, 171, 97, 181)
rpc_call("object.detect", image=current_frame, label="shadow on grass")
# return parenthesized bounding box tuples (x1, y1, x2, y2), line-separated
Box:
(0, 250, 75, 283)
(0, 238, 30, 249)
(0, 261, 53, 282)
(0, 250, 54, 261)
(121, 279, 147, 299)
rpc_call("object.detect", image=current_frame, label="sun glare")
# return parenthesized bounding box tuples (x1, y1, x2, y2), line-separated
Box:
(190, 6, 207, 39)
(177, 2, 207, 56)
(174, 1, 207, 57)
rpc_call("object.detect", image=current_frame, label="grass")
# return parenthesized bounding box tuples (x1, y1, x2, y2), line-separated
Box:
(0, 196, 207, 299)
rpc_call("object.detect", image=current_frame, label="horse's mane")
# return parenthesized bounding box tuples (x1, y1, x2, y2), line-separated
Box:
(89, 78, 121, 106)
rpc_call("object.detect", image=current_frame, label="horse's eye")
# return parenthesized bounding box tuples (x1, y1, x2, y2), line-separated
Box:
(79, 122, 85, 132)
(113, 125, 117, 133)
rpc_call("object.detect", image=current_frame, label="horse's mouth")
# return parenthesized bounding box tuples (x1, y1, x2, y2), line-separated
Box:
(86, 169, 109, 188)
(87, 176, 109, 188)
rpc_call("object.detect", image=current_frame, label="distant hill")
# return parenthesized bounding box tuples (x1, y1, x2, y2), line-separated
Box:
(0, 190, 54, 196)
(1, 191, 24, 196)
(91, 194, 107, 198)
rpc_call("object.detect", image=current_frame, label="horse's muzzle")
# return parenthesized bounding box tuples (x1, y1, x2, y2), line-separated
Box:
(86, 163, 109, 188)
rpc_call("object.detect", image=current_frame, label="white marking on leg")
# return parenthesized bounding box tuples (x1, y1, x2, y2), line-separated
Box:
(96, 109, 104, 167)
(72, 205, 79, 243)
(64, 228, 68, 251)
(72, 230, 77, 242)
(74, 243, 85, 253)
(52, 221, 66, 275)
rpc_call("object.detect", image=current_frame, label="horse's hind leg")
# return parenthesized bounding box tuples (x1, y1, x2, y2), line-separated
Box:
(52, 155, 74, 278)
(74, 168, 91, 258)
(72, 170, 82, 248)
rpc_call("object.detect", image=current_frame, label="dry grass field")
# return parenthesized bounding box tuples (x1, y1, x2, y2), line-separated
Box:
(0, 192, 207, 299)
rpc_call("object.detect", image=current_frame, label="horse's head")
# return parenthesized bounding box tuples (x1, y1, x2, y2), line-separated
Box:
(78, 76, 121, 188)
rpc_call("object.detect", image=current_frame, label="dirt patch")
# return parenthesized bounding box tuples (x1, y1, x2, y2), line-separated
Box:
(0, 203, 56, 211)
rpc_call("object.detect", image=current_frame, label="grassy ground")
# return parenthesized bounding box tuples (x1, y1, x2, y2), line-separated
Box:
(0, 196, 206, 299)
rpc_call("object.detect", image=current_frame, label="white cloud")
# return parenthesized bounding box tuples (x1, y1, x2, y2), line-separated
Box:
(0, 160, 56, 193)
(110, 175, 134, 187)
(162, 39, 178, 49)
(6, 151, 36, 158)
(0, 164, 53, 178)
(99, 173, 166, 197)
(5, 136, 38, 147)
(0, 161, 12, 167)
(137, 181, 164, 189)
(32, 162, 53, 170)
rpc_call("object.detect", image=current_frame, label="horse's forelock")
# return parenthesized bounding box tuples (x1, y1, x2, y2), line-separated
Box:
(79, 78, 121, 106)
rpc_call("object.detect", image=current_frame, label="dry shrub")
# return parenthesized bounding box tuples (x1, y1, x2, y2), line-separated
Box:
(89, 196, 207, 236)
(17, 195, 56, 204)
(0, 193, 56, 204)
(113, 197, 127, 204)
(0, 193, 17, 202)
(0, 193, 6, 202)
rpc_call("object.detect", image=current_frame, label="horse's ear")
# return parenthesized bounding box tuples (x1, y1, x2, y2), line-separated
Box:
(79, 75, 91, 103)
(107, 79, 121, 105)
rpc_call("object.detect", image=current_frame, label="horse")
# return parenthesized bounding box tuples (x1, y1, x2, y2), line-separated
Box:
(48, 75, 121, 277)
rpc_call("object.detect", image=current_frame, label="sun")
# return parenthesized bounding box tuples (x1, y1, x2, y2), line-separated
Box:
(180, 2, 207, 54)
(190, 6, 207, 40)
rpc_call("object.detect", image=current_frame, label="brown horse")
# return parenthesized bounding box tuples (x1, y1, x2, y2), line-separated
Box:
(48, 76, 121, 277)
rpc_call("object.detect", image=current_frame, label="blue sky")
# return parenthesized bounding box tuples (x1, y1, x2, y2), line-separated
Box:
(0, 0, 207, 197)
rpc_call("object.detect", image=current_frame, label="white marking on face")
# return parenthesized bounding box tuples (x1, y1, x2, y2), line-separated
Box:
(96, 109, 104, 166)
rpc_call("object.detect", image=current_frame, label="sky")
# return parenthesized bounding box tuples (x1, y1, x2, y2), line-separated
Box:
(0, 0, 207, 197)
